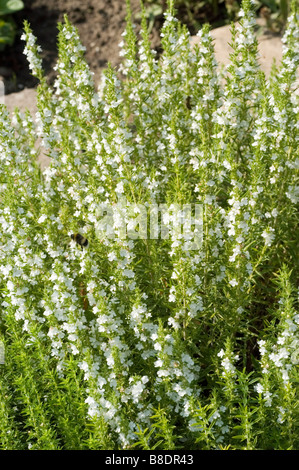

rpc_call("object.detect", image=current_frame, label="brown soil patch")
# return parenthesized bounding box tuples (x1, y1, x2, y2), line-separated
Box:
(1, 0, 233, 93)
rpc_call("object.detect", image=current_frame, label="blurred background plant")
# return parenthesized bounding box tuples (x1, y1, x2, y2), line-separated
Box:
(0, 0, 290, 95)
(256, 0, 289, 32)
(0, 0, 24, 51)
(138, 0, 290, 33)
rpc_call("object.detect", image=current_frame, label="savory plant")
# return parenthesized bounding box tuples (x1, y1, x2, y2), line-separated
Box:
(0, 0, 298, 450)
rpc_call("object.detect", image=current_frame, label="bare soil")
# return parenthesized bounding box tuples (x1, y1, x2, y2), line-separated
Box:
(1, 0, 231, 93)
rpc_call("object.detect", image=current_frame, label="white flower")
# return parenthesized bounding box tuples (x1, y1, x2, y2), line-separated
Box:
(108, 252, 117, 261)
(37, 214, 47, 224)
(78, 361, 89, 372)
(286, 185, 299, 203)
(277, 407, 286, 424)
(157, 369, 170, 377)
(264, 391, 272, 407)
(0, 264, 12, 277)
(154, 359, 163, 367)
(221, 357, 235, 373)
(281, 369, 289, 383)
(116, 181, 124, 194)
(123, 269, 134, 278)
(131, 381, 144, 399)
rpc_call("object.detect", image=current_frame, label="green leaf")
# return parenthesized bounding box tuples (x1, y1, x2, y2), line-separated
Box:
(134, 4, 162, 20)
(0, 0, 24, 16)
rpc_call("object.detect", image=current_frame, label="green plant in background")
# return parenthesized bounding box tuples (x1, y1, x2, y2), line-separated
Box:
(0, 0, 24, 51)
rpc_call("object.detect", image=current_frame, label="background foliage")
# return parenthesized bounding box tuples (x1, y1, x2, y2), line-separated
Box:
(0, 0, 24, 50)
(0, 0, 298, 450)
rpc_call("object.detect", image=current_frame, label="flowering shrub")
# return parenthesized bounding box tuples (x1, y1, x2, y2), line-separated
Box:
(0, 0, 298, 450)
